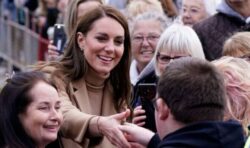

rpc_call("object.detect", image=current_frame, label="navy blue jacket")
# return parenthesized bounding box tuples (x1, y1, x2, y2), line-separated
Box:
(148, 120, 245, 148)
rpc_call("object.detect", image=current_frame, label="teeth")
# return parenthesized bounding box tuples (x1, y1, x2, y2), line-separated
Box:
(141, 51, 154, 55)
(99, 56, 112, 61)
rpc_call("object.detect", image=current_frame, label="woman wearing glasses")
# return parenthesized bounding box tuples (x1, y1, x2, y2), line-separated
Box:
(130, 11, 170, 86)
(130, 11, 170, 132)
(132, 23, 205, 132)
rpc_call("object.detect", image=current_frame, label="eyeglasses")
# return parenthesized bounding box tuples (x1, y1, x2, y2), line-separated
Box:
(156, 52, 189, 64)
(132, 35, 160, 44)
(240, 55, 250, 62)
(151, 97, 159, 108)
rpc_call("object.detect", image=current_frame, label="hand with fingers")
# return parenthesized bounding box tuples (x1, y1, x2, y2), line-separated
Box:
(119, 122, 155, 147)
(98, 109, 131, 148)
(47, 41, 61, 61)
(132, 106, 146, 127)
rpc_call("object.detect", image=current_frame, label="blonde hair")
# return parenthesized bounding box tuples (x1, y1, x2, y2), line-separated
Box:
(212, 56, 250, 135)
(223, 32, 250, 58)
(154, 24, 205, 76)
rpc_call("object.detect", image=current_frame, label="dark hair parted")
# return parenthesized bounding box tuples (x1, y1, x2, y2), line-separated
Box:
(0, 71, 56, 148)
(157, 57, 226, 124)
(56, 5, 131, 111)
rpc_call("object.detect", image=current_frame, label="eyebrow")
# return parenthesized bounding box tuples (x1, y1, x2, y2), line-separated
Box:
(96, 32, 124, 38)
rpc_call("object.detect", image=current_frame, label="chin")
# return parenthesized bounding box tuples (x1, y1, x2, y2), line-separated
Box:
(43, 135, 58, 143)
(96, 67, 114, 74)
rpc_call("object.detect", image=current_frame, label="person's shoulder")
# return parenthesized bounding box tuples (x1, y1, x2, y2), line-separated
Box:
(193, 13, 223, 30)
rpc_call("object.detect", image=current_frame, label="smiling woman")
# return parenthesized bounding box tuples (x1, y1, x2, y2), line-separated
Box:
(34, 5, 132, 148)
(0, 71, 63, 148)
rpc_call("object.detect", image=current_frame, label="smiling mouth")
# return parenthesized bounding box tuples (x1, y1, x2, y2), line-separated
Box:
(141, 50, 154, 55)
(44, 125, 60, 132)
(98, 55, 113, 62)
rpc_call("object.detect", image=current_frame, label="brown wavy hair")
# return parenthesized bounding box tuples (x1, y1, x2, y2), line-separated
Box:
(50, 5, 132, 111)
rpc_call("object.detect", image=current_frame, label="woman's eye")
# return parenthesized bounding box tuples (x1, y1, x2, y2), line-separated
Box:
(191, 9, 198, 13)
(55, 105, 61, 111)
(39, 106, 49, 111)
(114, 39, 123, 46)
(96, 36, 107, 42)
(182, 8, 187, 12)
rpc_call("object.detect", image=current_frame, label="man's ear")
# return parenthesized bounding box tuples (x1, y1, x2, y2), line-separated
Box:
(156, 98, 169, 120)
(77, 32, 85, 48)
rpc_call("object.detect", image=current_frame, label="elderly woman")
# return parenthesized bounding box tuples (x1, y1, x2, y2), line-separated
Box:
(181, 0, 218, 26)
(131, 23, 205, 132)
(129, 11, 170, 85)
(0, 71, 63, 148)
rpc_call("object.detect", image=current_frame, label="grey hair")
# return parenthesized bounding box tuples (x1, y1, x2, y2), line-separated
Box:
(203, 0, 218, 16)
(130, 11, 173, 34)
(154, 23, 205, 76)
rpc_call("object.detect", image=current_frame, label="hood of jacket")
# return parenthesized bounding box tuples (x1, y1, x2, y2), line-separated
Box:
(217, 0, 249, 22)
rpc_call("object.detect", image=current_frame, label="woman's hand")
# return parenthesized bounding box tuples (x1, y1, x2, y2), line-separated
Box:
(132, 106, 146, 127)
(119, 122, 154, 147)
(47, 41, 60, 61)
(98, 109, 131, 148)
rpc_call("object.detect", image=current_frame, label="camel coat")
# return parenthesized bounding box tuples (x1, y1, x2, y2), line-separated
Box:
(58, 77, 119, 148)
(42, 66, 120, 148)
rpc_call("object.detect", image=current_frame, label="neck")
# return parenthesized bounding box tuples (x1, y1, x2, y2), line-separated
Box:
(161, 114, 185, 139)
(227, 0, 250, 17)
(136, 62, 147, 74)
(37, 144, 46, 148)
(85, 67, 108, 87)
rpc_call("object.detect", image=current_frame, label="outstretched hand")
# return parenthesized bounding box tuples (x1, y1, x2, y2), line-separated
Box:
(99, 109, 131, 148)
(119, 122, 155, 147)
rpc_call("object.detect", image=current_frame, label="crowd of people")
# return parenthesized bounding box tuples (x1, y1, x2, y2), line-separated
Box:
(0, 0, 250, 148)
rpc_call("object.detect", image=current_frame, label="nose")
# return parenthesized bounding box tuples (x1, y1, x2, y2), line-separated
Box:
(50, 108, 62, 122)
(169, 59, 174, 64)
(104, 41, 115, 53)
(183, 10, 190, 18)
(141, 37, 150, 47)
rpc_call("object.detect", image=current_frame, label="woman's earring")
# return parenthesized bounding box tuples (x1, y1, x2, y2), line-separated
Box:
(81, 48, 84, 54)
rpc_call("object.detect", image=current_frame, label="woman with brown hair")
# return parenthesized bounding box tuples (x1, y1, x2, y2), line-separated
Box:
(36, 5, 132, 148)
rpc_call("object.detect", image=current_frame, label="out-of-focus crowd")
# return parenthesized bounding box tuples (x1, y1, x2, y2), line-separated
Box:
(1, 0, 250, 148)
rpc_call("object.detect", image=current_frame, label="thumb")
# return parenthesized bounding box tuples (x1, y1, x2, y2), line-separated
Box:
(111, 109, 131, 121)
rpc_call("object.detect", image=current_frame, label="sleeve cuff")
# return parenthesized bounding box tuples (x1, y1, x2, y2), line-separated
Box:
(147, 134, 161, 148)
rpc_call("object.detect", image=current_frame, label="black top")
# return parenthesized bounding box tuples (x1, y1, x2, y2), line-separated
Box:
(147, 120, 245, 148)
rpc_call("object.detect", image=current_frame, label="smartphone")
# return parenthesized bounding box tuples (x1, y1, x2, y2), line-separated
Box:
(53, 24, 66, 54)
(137, 83, 157, 100)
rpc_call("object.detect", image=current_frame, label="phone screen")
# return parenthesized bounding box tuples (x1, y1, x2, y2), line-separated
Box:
(137, 83, 156, 100)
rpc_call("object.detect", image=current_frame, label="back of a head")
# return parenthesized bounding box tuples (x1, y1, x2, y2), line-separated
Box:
(157, 57, 226, 124)
(222, 32, 250, 58)
(212, 56, 250, 134)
